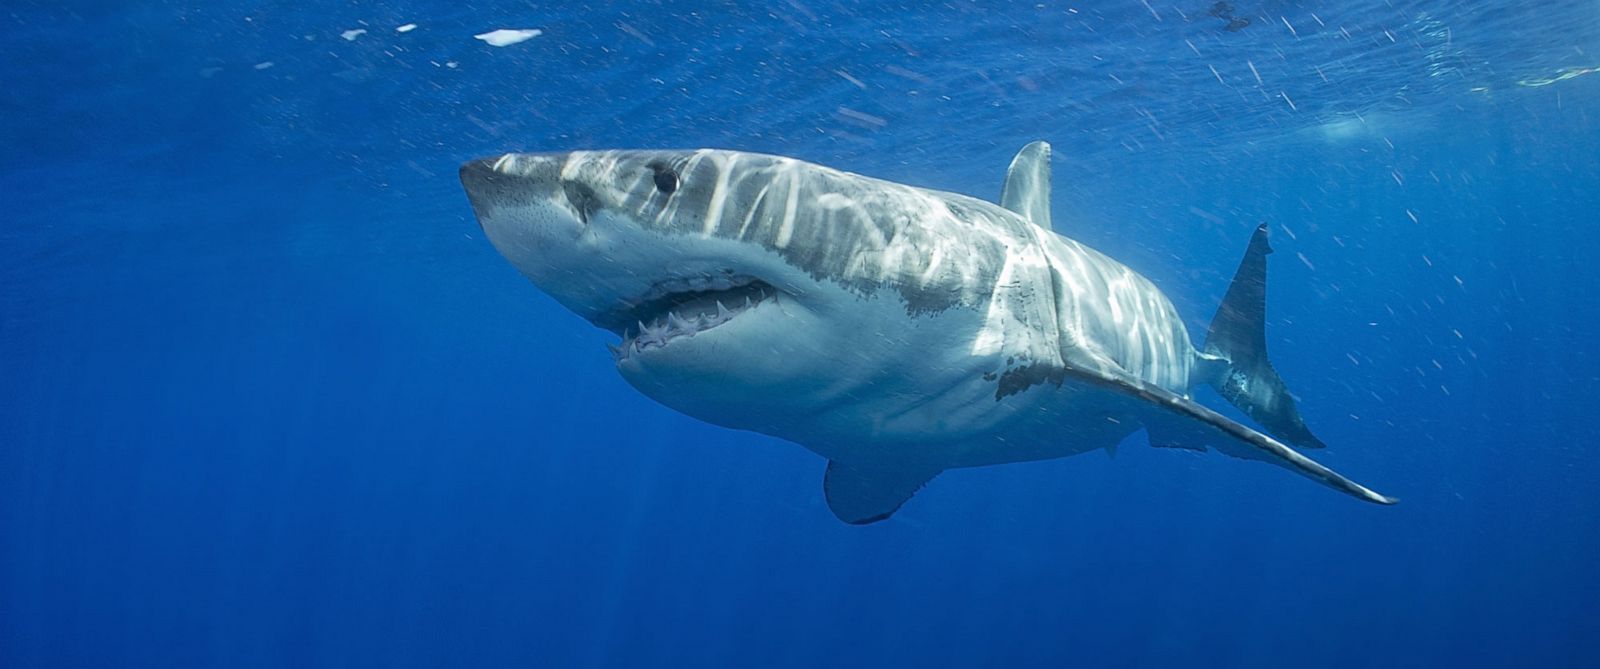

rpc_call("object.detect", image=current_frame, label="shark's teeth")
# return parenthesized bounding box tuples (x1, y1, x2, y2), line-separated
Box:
(612, 284, 775, 363)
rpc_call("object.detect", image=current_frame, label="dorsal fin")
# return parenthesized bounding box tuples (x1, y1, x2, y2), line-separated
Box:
(1000, 140, 1053, 231)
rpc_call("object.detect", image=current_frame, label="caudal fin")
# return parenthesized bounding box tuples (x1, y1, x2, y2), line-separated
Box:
(1201, 224, 1326, 449)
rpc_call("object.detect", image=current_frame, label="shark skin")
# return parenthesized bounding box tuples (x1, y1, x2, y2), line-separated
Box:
(459, 144, 1396, 524)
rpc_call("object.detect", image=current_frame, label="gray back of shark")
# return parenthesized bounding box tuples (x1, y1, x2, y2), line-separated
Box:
(460, 144, 1395, 524)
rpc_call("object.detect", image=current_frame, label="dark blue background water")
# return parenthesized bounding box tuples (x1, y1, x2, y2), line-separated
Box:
(4, 1, 1598, 666)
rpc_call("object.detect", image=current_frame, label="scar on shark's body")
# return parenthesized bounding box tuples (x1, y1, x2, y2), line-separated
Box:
(460, 143, 1396, 524)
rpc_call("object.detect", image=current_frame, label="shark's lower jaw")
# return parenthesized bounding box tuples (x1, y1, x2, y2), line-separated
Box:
(607, 274, 777, 363)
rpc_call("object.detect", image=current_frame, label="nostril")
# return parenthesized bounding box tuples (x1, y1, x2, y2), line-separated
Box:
(563, 181, 600, 225)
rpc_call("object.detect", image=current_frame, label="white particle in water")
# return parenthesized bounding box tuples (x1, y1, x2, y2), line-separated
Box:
(474, 28, 543, 47)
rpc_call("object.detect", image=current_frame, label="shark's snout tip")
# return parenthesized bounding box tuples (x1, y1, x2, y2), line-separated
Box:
(461, 152, 569, 188)
(458, 156, 502, 186)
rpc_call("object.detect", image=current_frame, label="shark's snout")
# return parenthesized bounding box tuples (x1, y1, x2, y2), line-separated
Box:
(459, 153, 585, 230)
(457, 156, 500, 183)
(468, 152, 575, 181)
(458, 160, 500, 229)
(459, 153, 560, 200)
(461, 153, 607, 228)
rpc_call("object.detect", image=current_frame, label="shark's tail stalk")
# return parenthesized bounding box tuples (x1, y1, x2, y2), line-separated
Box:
(1200, 224, 1327, 450)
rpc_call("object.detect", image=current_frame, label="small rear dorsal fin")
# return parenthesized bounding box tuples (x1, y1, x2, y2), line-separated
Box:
(1001, 141, 1053, 231)
(823, 460, 941, 524)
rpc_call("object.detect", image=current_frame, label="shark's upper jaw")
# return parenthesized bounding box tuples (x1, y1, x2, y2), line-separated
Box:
(604, 273, 778, 362)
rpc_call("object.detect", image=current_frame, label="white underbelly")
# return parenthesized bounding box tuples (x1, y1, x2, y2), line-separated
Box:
(793, 368, 1145, 471)
(939, 379, 1145, 468)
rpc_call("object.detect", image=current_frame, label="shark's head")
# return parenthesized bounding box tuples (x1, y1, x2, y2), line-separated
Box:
(460, 149, 985, 436)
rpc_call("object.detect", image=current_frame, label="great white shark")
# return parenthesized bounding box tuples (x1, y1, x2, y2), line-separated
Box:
(459, 142, 1397, 524)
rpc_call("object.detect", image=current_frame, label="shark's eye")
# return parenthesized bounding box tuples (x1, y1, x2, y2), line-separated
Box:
(651, 165, 679, 195)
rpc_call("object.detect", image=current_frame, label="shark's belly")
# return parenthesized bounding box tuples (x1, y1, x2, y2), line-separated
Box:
(755, 276, 1185, 469)
(774, 331, 1144, 470)
(944, 380, 1147, 468)
(798, 370, 1146, 470)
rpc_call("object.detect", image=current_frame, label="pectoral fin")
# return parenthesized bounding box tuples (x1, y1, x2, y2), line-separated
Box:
(1066, 367, 1397, 505)
(823, 460, 941, 525)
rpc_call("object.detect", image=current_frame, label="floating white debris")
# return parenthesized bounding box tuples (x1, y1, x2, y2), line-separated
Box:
(474, 28, 542, 47)
(1518, 64, 1599, 87)
(397, 23, 417, 33)
(836, 106, 886, 128)
(341, 28, 367, 41)
(254, 61, 274, 70)
(617, 21, 655, 47)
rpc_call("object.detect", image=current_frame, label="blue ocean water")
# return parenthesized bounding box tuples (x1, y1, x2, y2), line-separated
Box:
(3, 1, 1598, 666)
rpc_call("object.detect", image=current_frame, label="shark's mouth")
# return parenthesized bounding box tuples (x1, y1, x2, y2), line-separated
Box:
(607, 273, 776, 362)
